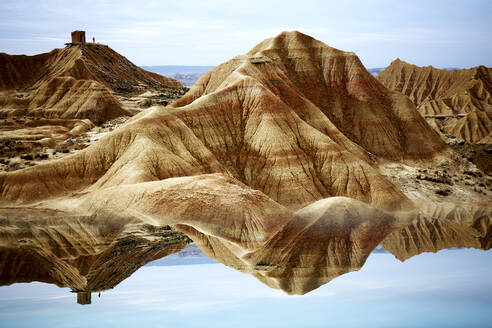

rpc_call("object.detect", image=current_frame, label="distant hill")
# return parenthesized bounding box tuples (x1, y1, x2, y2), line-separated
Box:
(369, 66, 458, 77)
(377, 59, 491, 144)
(140, 65, 215, 75)
(146, 244, 217, 266)
(367, 67, 385, 76)
(141, 65, 215, 86)
(142, 65, 395, 87)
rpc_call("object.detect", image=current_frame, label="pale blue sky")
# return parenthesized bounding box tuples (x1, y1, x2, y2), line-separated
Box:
(0, 0, 491, 68)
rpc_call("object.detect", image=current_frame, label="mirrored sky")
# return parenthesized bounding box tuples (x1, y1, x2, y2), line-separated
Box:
(0, 0, 491, 68)
(1, 249, 491, 328)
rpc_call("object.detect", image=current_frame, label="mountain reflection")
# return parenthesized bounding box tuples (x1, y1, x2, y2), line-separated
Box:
(0, 201, 491, 305)
(0, 208, 190, 304)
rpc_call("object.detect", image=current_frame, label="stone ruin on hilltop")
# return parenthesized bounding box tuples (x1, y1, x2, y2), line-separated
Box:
(71, 30, 86, 44)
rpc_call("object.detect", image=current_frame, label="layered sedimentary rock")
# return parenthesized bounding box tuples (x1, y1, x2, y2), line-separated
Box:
(0, 44, 183, 93)
(0, 51, 55, 91)
(377, 59, 492, 144)
(249, 197, 397, 294)
(0, 208, 190, 302)
(1, 174, 490, 297)
(0, 77, 125, 121)
(0, 31, 449, 212)
(0, 43, 183, 122)
(382, 200, 492, 261)
(174, 32, 446, 161)
(442, 110, 491, 144)
(71, 43, 183, 92)
(0, 118, 94, 148)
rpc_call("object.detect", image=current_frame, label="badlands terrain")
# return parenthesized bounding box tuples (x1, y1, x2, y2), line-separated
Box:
(0, 42, 188, 171)
(0, 31, 490, 301)
(377, 59, 492, 173)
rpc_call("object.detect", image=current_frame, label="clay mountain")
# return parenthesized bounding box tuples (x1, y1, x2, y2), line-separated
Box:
(0, 36, 187, 172)
(377, 59, 492, 145)
(0, 41, 183, 122)
(0, 31, 490, 295)
(0, 31, 452, 210)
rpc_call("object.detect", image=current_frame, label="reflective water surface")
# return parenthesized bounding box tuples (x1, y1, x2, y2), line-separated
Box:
(1, 248, 491, 328)
(1, 202, 491, 327)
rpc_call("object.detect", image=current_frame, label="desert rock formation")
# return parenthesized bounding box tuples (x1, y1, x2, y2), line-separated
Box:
(0, 32, 489, 297)
(382, 200, 492, 261)
(0, 32, 467, 221)
(377, 59, 492, 144)
(0, 41, 188, 172)
(0, 31, 449, 210)
(0, 43, 183, 122)
(1, 174, 489, 297)
(174, 32, 447, 162)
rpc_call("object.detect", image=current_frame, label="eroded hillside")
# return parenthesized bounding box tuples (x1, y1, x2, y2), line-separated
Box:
(377, 60, 492, 173)
(0, 42, 188, 172)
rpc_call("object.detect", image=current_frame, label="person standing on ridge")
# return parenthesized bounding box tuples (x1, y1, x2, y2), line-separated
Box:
(93, 37, 95, 43)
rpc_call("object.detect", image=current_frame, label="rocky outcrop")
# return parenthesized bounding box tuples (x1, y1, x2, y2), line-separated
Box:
(377, 59, 492, 144)
(250, 197, 397, 294)
(382, 200, 492, 261)
(0, 43, 184, 122)
(442, 110, 492, 143)
(0, 44, 183, 93)
(0, 173, 400, 296)
(0, 32, 449, 211)
(1, 173, 490, 297)
(0, 77, 126, 121)
(74, 44, 183, 92)
(175, 32, 446, 162)
(0, 51, 55, 90)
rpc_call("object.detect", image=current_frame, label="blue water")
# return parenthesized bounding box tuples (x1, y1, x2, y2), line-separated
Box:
(0, 249, 491, 328)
